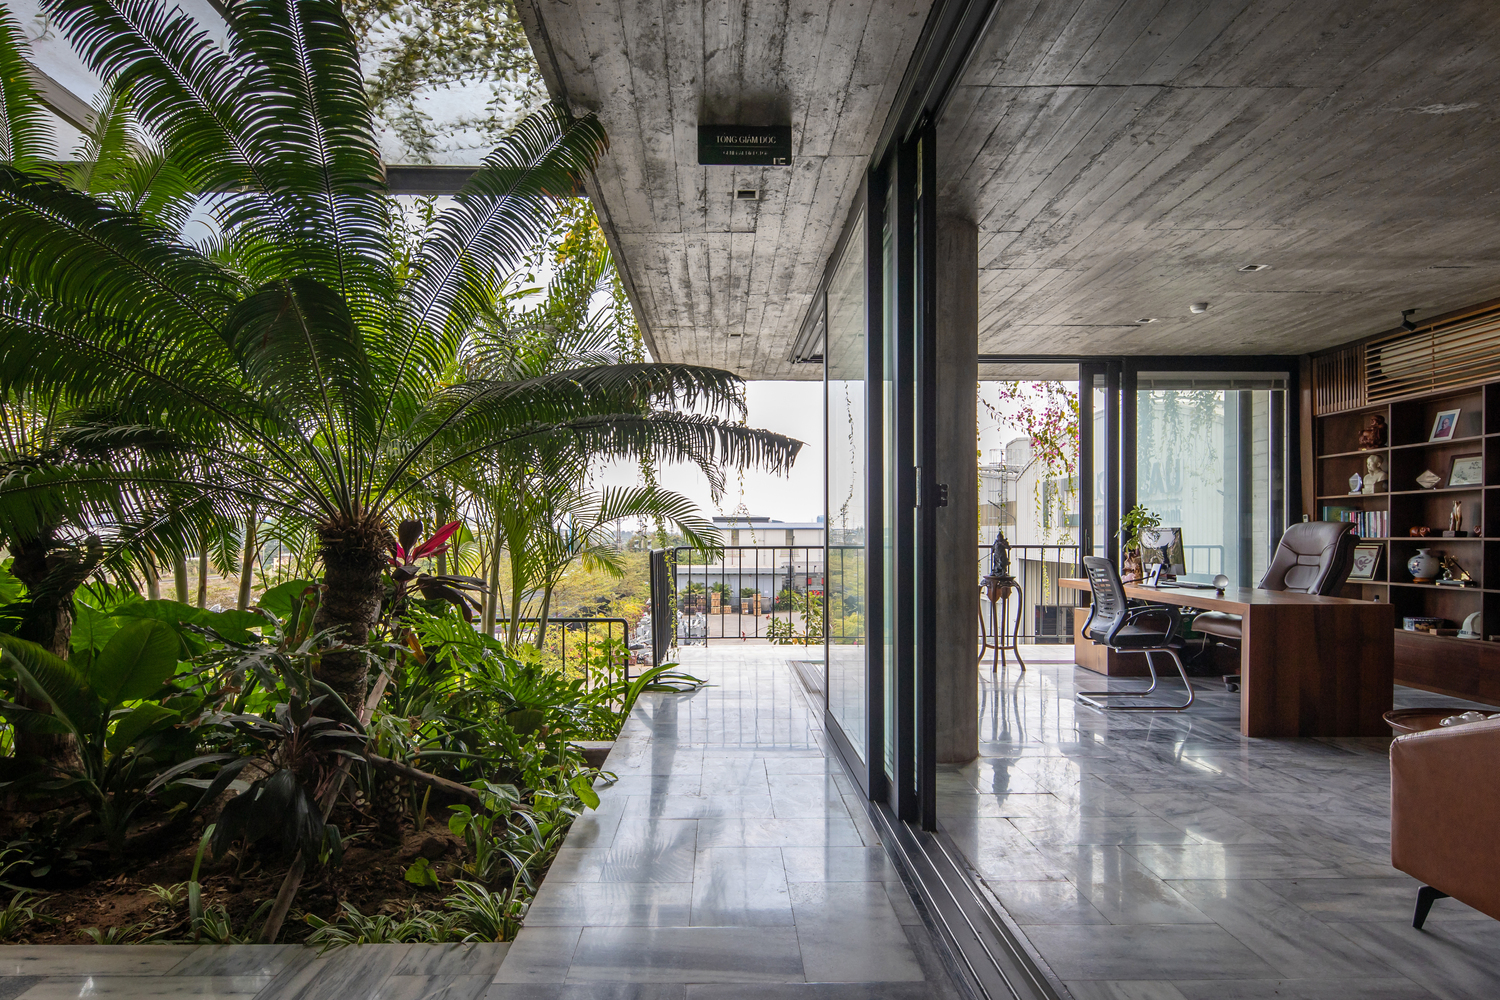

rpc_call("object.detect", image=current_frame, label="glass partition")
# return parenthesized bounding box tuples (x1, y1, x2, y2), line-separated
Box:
(1135, 374, 1287, 585)
(825, 213, 868, 760)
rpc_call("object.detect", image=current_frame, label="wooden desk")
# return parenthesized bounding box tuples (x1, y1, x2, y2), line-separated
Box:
(1059, 578, 1394, 737)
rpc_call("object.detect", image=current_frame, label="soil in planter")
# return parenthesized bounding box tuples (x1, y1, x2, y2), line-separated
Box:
(9, 819, 466, 945)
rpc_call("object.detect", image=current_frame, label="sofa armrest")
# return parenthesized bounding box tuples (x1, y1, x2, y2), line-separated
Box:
(1390, 716, 1500, 920)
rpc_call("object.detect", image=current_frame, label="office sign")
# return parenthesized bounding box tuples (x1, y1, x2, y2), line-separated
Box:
(697, 125, 792, 165)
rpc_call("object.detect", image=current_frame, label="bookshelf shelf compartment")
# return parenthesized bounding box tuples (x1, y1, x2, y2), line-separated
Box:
(1311, 373, 1498, 704)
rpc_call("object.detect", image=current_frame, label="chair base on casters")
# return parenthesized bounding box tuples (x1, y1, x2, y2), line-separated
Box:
(1077, 648, 1195, 712)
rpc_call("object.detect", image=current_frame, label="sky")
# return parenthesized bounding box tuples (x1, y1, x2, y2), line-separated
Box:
(589, 380, 1080, 527)
(592, 381, 826, 524)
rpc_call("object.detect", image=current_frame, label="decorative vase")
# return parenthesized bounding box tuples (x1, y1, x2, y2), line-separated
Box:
(1408, 547, 1440, 583)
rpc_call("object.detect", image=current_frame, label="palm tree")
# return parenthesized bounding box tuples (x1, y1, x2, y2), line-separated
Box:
(0, 0, 801, 711)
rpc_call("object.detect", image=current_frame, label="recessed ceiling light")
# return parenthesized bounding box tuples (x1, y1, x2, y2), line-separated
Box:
(734, 189, 760, 201)
(1238, 263, 1271, 272)
(1136, 317, 1158, 324)
(728, 332, 743, 337)
(1190, 302, 1210, 314)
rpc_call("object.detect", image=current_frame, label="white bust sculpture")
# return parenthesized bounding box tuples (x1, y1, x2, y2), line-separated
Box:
(1361, 454, 1387, 494)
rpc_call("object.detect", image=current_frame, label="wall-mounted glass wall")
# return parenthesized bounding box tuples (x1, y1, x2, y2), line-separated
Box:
(825, 213, 868, 761)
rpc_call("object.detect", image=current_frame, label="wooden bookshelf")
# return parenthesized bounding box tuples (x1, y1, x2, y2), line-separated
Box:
(1312, 382, 1500, 703)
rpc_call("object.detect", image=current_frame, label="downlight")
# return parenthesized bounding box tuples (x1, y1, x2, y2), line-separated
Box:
(734, 189, 760, 201)
(1238, 263, 1271, 272)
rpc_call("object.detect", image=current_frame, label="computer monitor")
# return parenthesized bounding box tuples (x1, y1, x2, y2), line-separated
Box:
(1139, 527, 1186, 579)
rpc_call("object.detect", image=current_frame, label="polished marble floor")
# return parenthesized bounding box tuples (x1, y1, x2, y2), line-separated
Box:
(945, 647, 1500, 1000)
(0, 649, 959, 1000)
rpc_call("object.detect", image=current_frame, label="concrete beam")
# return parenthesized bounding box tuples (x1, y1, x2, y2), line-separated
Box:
(935, 214, 978, 765)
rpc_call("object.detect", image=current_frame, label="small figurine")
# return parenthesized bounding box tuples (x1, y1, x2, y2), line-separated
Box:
(1441, 555, 1474, 583)
(1348, 471, 1362, 494)
(1410, 526, 1432, 538)
(1450, 500, 1464, 533)
(1358, 414, 1388, 449)
(1360, 454, 1386, 494)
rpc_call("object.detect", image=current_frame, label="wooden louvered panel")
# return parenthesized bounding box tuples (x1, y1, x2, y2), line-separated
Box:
(1313, 344, 1365, 414)
(1366, 312, 1500, 402)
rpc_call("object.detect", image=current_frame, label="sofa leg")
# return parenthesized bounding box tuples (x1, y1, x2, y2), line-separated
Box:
(1413, 885, 1449, 930)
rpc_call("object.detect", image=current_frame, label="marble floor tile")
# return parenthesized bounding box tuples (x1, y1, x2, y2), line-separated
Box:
(371, 974, 494, 1000)
(989, 879, 1110, 925)
(1260, 877, 1493, 923)
(1009, 814, 1202, 847)
(695, 816, 864, 849)
(1038, 845, 1212, 925)
(691, 847, 793, 926)
(624, 793, 778, 819)
(1168, 880, 1397, 979)
(1322, 919, 1500, 1000)
(0, 980, 38, 1000)
(778, 846, 897, 883)
(686, 986, 937, 1000)
(253, 945, 413, 1000)
(486, 987, 687, 1000)
(1062, 982, 1191, 1000)
(1170, 978, 1436, 1000)
(165, 945, 310, 978)
(1125, 843, 1343, 881)
(1023, 924, 1280, 981)
(787, 883, 925, 983)
(545, 841, 698, 883)
(0, 950, 189, 978)
(527, 882, 694, 927)
(566, 927, 803, 983)
(393, 944, 509, 978)
(490, 927, 582, 984)
(13, 977, 268, 999)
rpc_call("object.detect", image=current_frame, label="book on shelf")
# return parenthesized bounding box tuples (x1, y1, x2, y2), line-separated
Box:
(1319, 507, 1387, 539)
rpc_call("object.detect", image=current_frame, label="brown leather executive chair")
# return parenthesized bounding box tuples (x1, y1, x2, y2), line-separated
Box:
(1391, 718, 1500, 928)
(1192, 520, 1359, 648)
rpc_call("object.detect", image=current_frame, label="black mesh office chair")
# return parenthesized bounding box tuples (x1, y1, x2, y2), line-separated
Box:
(1076, 555, 1194, 712)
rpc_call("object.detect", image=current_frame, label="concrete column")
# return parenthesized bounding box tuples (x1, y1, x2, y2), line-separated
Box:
(935, 216, 978, 764)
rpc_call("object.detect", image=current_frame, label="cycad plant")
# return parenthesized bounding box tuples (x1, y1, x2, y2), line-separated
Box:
(0, 0, 800, 711)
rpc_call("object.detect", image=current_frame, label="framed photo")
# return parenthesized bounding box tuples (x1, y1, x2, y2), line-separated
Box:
(1348, 542, 1383, 582)
(1429, 408, 1461, 442)
(1447, 453, 1483, 488)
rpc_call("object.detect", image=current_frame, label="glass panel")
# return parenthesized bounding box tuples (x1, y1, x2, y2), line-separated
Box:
(825, 213, 867, 760)
(881, 181, 897, 780)
(1091, 375, 1109, 561)
(1135, 375, 1286, 585)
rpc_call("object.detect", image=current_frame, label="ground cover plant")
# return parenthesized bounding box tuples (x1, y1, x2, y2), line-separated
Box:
(0, 0, 797, 945)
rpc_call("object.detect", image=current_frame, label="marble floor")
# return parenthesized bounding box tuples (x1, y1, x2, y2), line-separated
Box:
(0, 648, 960, 1000)
(945, 647, 1500, 1000)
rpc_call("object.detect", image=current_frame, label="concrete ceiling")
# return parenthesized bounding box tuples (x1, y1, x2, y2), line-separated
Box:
(516, 0, 930, 379)
(941, 0, 1500, 358)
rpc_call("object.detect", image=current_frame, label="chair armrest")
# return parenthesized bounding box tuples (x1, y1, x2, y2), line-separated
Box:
(1122, 603, 1180, 637)
(1390, 717, 1500, 920)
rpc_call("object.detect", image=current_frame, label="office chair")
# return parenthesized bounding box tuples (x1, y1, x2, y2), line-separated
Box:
(1193, 521, 1358, 651)
(1076, 555, 1195, 712)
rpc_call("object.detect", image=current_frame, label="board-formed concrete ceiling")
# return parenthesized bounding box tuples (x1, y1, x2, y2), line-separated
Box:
(515, 0, 930, 379)
(942, 0, 1500, 358)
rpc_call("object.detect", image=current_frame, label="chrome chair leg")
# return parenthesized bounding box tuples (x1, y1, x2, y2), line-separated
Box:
(1077, 647, 1194, 712)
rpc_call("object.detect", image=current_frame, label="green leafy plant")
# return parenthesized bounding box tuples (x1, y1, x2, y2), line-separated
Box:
(304, 902, 467, 949)
(403, 857, 441, 888)
(0, 620, 187, 856)
(444, 878, 527, 942)
(1122, 504, 1161, 555)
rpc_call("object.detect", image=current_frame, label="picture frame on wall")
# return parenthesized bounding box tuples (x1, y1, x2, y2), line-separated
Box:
(1347, 542, 1383, 582)
(1429, 408, 1461, 442)
(1447, 453, 1484, 488)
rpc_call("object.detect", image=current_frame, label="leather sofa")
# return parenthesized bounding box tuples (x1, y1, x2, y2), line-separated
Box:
(1390, 716, 1500, 927)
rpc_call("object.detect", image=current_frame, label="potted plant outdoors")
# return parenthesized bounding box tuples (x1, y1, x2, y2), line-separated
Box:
(1121, 505, 1161, 583)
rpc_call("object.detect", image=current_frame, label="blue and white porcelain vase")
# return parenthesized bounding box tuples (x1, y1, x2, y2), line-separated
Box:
(1407, 547, 1440, 583)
